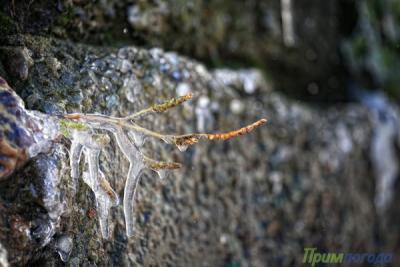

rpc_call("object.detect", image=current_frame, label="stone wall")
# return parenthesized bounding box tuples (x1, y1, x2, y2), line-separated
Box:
(0, 35, 398, 266)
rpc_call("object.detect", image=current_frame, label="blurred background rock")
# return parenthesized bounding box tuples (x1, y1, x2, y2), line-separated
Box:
(0, 0, 399, 266)
(1, 0, 400, 101)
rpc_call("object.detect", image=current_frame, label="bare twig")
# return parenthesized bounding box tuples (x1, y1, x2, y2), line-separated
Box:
(62, 93, 267, 238)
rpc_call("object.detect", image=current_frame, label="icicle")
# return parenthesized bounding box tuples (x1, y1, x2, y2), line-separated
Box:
(69, 140, 83, 192)
(69, 130, 110, 192)
(82, 147, 119, 239)
(69, 128, 118, 239)
(123, 163, 144, 237)
(85, 148, 100, 187)
(96, 188, 115, 239)
(128, 130, 146, 147)
(156, 170, 168, 180)
(80, 132, 109, 150)
(113, 127, 142, 161)
(99, 173, 119, 206)
(161, 135, 175, 145)
(60, 93, 267, 239)
(113, 126, 145, 237)
(177, 144, 188, 152)
(55, 235, 73, 262)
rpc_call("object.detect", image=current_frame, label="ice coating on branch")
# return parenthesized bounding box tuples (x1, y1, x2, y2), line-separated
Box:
(0, 81, 65, 179)
(65, 112, 157, 237)
(62, 94, 266, 238)
(2, 70, 267, 241)
(69, 121, 149, 237)
(176, 144, 188, 152)
(156, 170, 167, 180)
(128, 130, 146, 147)
(25, 111, 61, 158)
(113, 126, 145, 237)
(69, 130, 118, 238)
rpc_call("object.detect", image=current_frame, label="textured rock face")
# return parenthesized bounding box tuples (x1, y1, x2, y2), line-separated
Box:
(4, 0, 400, 100)
(0, 35, 398, 266)
(0, 0, 354, 101)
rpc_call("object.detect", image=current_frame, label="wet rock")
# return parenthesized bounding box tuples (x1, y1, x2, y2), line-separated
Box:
(0, 35, 398, 266)
(0, 78, 33, 179)
(0, 47, 33, 81)
(0, 242, 9, 267)
(55, 235, 73, 262)
(0, 0, 355, 100)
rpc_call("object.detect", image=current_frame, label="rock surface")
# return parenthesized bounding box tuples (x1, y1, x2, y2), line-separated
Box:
(0, 35, 398, 266)
(0, 0, 357, 101)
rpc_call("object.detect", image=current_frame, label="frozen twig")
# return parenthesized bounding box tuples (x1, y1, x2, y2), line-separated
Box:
(125, 93, 193, 120)
(62, 93, 267, 238)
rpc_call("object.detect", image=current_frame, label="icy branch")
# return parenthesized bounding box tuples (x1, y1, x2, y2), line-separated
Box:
(62, 93, 267, 238)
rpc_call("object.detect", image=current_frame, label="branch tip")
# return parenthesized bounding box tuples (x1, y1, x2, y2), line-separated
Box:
(144, 157, 182, 170)
(172, 118, 267, 148)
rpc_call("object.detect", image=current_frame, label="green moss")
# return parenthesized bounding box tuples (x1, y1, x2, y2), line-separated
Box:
(0, 12, 17, 35)
(60, 119, 89, 138)
(351, 35, 368, 59)
(392, 1, 400, 21)
(51, 6, 74, 38)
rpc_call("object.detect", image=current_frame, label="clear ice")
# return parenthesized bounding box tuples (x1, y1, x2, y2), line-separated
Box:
(69, 129, 119, 238)
(68, 120, 160, 237)
(113, 126, 144, 237)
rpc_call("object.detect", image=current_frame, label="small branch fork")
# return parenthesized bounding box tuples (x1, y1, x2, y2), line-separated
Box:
(63, 93, 267, 160)
(62, 93, 267, 238)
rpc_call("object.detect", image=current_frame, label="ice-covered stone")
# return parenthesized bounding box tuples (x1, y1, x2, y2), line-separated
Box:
(55, 235, 73, 262)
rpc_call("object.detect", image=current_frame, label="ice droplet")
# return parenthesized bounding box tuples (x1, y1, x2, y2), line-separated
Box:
(156, 170, 168, 180)
(230, 99, 244, 114)
(55, 235, 73, 262)
(177, 144, 188, 152)
(69, 128, 120, 239)
(105, 94, 119, 109)
(161, 136, 174, 145)
(128, 131, 146, 147)
(81, 149, 117, 239)
(176, 82, 191, 96)
(88, 70, 99, 85)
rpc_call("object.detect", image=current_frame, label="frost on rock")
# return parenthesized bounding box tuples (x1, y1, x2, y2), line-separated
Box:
(212, 69, 268, 94)
(25, 110, 61, 158)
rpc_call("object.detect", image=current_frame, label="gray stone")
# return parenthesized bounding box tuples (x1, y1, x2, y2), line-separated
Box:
(0, 35, 398, 266)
